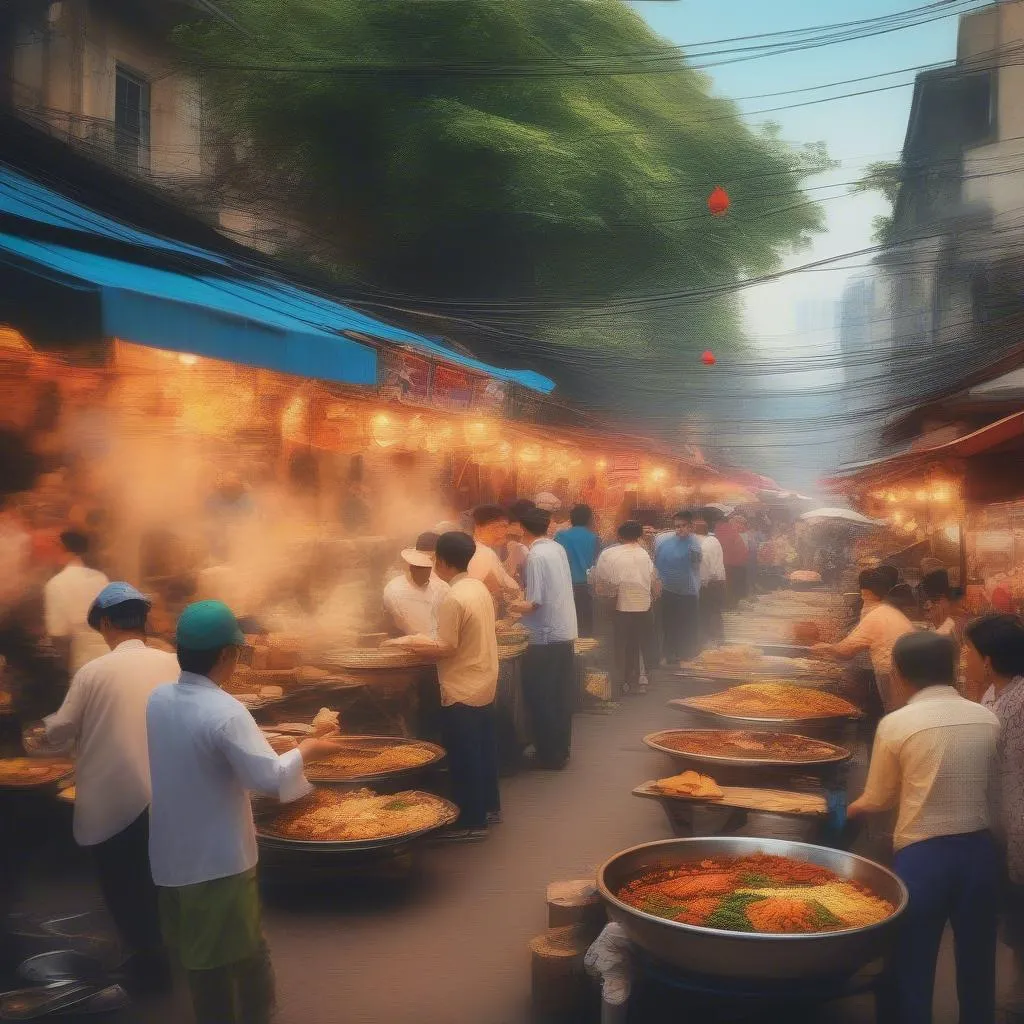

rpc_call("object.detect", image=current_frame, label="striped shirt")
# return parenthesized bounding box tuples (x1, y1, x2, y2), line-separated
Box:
(860, 685, 999, 851)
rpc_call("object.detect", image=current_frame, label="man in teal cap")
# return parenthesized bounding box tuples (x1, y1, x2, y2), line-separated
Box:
(146, 600, 342, 1024)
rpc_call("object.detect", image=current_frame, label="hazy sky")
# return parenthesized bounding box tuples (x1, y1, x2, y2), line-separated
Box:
(631, 0, 980, 348)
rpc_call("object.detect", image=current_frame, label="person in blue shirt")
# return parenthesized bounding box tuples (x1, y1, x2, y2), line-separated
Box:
(556, 504, 599, 637)
(654, 511, 703, 663)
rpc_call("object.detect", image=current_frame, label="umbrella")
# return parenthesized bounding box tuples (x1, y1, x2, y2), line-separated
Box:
(799, 508, 887, 527)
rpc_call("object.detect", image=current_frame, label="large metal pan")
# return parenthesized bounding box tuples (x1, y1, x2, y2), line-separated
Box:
(597, 837, 907, 982)
(644, 729, 851, 769)
(669, 698, 861, 737)
(302, 737, 446, 786)
(255, 793, 458, 854)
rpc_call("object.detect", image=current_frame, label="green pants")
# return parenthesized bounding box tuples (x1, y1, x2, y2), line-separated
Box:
(159, 870, 276, 1024)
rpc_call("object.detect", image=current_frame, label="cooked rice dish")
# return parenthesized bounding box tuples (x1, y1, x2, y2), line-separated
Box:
(686, 683, 860, 720)
(306, 740, 438, 779)
(653, 730, 848, 762)
(617, 854, 894, 934)
(262, 787, 454, 842)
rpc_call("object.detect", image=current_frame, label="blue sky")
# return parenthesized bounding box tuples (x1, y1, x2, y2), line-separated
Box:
(631, 0, 979, 344)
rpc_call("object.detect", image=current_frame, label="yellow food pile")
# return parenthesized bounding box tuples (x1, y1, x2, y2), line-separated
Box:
(688, 683, 859, 720)
(308, 742, 435, 778)
(737, 883, 894, 928)
(655, 771, 723, 800)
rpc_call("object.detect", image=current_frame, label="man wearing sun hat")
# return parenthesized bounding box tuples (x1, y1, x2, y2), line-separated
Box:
(146, 600, 343, 1024)
(383, 532, 449, 639)
(26, 581, 177, 993)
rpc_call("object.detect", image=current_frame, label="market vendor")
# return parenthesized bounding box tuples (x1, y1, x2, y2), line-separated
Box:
(468, 505, 522, 605)
(920, 569, 961, 646)
(654, 511, 702, 663)
(25, 582, 178, 993)
(146, 600, 345, 1024)
(383, 534, 449, 638)
(43, 530, 109, 674)
(384, 532, 501, 840)
(811, 567, 914, 713)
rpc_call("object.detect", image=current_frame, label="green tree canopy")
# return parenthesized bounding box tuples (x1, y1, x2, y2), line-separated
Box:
(178, 0, 832, 378)
(851, 160, 902, 245)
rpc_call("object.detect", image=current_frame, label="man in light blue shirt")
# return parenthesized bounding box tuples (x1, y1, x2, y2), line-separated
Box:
(654, 511, 702, 663)
(513, 507, 578, 769)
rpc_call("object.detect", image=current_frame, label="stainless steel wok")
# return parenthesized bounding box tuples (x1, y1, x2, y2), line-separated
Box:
(643, 729, 851, 769)
(597, 837, 907, 981)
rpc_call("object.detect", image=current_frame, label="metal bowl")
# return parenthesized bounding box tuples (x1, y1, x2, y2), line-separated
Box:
(669, 699, 861, 737)
(644, 729, 851, 769)
(598, 837, 907, 982)
(302, 737, 446, 785)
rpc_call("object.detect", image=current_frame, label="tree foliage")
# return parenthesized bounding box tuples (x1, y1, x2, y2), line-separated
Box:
(851, 160, 901, 245)
(177, 0, 832, 372)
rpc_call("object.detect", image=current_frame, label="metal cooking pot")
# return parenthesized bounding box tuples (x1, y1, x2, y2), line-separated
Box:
(597, 837, 907, 982)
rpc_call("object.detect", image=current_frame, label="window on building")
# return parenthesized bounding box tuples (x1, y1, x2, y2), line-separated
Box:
(114, 65, 150, 172)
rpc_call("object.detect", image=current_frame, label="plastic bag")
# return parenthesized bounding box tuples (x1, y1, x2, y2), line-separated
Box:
(584, 923, 633, 1006)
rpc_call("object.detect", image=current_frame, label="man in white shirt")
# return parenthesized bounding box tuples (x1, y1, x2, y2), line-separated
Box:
(849, 631, 1000, 1024)
(467, 504, 522, 605)
(383, 537, 449, 638)
(146, 601, 343, 1024)
(695, 519, 726, 648)
(812, 567, 914, 713)
(26, 582, 175, 992)
(43, 530, 109, 674)
(512, 507, 578, 770)
(386, 532, 500, 841)
(593, 521, 660, 697)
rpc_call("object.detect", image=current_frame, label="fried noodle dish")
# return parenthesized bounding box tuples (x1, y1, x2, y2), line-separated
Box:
(686, 683, 860, 720)
(617, 854, 894, 934)
(261, 787, 455, 842)
(654, 730, 848, 763)
(0, 758, 73, 786)
(306, 740, 437, 779)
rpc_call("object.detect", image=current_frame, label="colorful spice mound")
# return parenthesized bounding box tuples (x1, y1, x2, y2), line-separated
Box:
(616, 854, 894, 934)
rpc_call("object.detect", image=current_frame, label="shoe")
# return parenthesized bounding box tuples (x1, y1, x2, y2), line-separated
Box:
(435, 827, 488, 843)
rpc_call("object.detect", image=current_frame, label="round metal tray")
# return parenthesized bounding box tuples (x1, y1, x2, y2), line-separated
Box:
(0, 760, 74, 791)
(643, 729, 851, 768)
(669, 699, 862, 733)
(302, 737, 446, 785)
(255, 793, 458, 854)
(598, 836, 907, 982)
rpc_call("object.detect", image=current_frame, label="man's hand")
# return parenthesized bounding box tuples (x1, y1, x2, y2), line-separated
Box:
(297, 733, 345, 764)
(268, 734, 298, 755)
(21, 726, 47, 755)
(509, 599, 535, 616)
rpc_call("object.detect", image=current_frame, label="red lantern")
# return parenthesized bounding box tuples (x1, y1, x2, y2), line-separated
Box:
(707, 186, 730, 217)
(702, 350, 716, 366)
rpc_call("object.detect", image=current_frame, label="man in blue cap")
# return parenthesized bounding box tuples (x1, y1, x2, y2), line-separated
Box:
(25, 581, 177, 992)
(146, 600, 343, 1024)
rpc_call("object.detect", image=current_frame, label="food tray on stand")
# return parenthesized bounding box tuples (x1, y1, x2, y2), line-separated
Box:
(0, 758, 74, 792)
(643, 730, 851, 769)
(255, 792, 458, 856)
(669, 698, 862, 739)
(319, 648, 430, 671)
(302, 736, 446, 786)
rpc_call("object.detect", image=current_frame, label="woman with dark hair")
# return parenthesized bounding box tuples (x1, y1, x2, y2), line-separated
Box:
(964, 614, 1024, 1023)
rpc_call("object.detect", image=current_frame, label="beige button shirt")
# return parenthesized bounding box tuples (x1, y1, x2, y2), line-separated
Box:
(382, 573, 449, 638)
(435, 574, 499, 707)
(839, 602, 914, 679)
(860, 685, 999, 851)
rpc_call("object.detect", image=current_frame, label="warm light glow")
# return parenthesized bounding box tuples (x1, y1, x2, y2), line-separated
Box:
(892, 511, 904, 524)
(178, 353, 199, 366)
(373, 413, 391, 427)
(914, 490, 928, 502)
(650, 467, 667, 482)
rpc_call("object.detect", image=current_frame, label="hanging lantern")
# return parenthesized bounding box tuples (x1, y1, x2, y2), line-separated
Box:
(702, 350, 716, 366)
(707, 186, 730, 217)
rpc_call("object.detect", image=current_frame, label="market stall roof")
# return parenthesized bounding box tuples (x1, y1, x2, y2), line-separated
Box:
(0, 166, 555, 393)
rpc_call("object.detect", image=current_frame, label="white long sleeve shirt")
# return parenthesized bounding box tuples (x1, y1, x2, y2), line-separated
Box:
(698, 535, 726, 585)
(43, 563, 110, 673)
(146, 672, 312, 887)
(44, 639, 179, 846)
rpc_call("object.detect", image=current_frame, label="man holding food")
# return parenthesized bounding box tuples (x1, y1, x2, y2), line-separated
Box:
(385, 532, 501, 840)
(146, 600, 344, 1024)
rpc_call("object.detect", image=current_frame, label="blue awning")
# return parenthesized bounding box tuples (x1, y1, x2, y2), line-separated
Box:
(0, 167, 555, 393)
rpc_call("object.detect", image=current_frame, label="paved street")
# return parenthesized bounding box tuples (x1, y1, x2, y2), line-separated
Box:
(11, 669, 1012, 1024)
